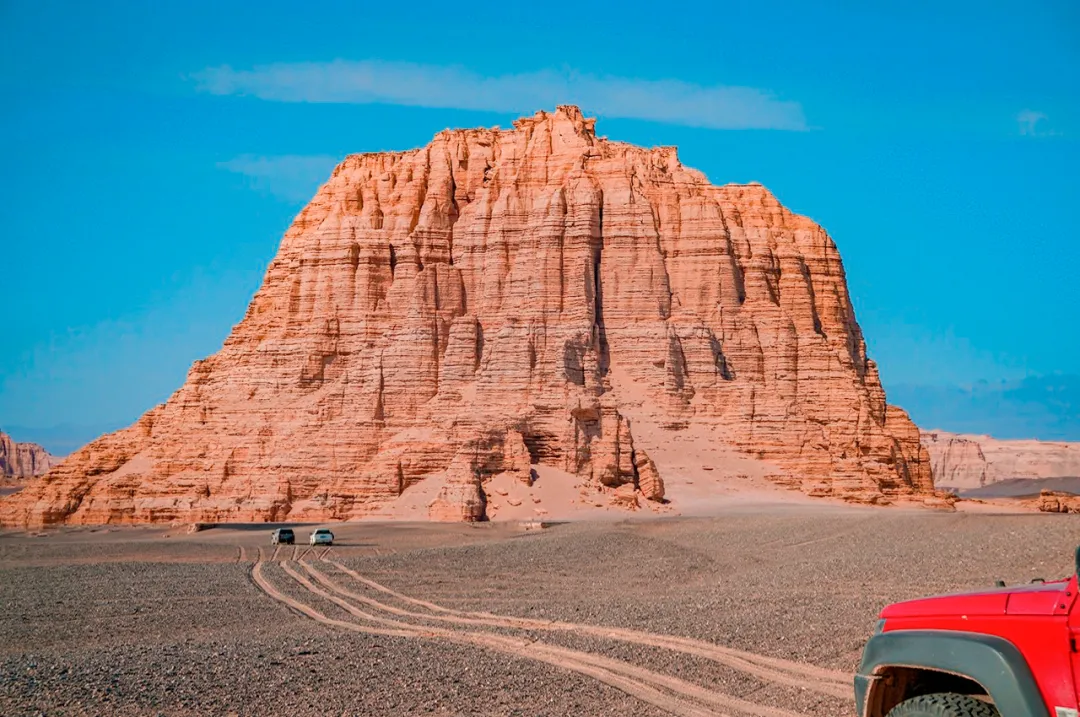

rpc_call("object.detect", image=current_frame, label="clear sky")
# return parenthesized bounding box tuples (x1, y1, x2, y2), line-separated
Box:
(2, 0, 1078, 452)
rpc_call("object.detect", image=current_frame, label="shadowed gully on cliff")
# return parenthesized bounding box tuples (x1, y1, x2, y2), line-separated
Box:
(0, 106, 933, 527)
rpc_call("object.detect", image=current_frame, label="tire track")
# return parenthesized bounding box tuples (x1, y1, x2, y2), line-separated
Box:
(252, 561, 416, 639)
(270, 545, 281, 562)
(277, 561, 797, 717)
(324, 560, 848, 696)
(270, 562, 717, 717)
(291, 545, 300, 561)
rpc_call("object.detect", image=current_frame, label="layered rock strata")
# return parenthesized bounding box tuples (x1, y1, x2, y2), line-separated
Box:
(1036, 491, 1080, 514)
(0, 106, 932, 526)
(923, 431, 1080, 492)
(0, 431, 59, 479)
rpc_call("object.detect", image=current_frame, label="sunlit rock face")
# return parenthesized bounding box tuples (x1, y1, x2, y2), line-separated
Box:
(924, 430, 1080, 492)
(0, 431, 59, 479)
(0, 106, 932, 527)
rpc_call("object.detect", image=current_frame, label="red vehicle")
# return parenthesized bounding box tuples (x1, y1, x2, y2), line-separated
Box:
(855, 546, 1080, 717)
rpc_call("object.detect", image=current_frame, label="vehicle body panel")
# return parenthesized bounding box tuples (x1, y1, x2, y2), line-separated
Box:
(270, 528, 295, 545)
(857, 572, 1079, 716)
(1071, 590, 1080, 707)
(309, 529, 333, 546)
(856, 630, 1049, 717)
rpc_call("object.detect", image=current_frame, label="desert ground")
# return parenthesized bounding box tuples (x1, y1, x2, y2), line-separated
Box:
(1, 506, 1077, 717)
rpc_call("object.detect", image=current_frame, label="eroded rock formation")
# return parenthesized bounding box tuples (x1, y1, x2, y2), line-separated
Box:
(923, 431, 1080, 492)
(0, 431, 59, 479)
(1036, 490, 1080, 514)
(0, 106, 932, 526)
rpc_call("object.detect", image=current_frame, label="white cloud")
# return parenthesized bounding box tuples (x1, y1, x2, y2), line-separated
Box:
(217, 154, 340, 202)
(192, 61, 807, 131)
(1017, 109, 1059, 137)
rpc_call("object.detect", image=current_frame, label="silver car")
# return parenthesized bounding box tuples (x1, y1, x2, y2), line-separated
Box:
(309, 528, 334, 546)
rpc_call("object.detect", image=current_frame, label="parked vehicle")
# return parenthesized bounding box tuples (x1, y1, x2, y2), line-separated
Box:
(270, 528, 294, 545)
(309, 528, 334, 546)
(855, 545, 1080, 717)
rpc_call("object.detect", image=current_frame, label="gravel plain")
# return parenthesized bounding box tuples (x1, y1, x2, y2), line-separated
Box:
(1, 507, 1077, 717)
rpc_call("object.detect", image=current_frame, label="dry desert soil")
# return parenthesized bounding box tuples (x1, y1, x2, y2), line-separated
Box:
(1, 505, 1077, 717)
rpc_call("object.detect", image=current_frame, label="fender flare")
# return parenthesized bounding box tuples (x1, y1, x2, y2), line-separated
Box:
(855, 629, 1048, 717)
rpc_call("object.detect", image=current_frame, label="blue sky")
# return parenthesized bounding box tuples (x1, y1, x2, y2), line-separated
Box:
(2, 0, 1078, 452)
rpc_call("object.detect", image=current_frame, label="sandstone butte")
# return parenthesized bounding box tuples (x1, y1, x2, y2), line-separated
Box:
(0, 106, 935, 527)
(923, 430, 1080, 492)
(0, 430, 60, 480)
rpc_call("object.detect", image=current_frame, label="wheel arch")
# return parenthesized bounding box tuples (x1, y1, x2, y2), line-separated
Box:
(854, 630, 1048, 717)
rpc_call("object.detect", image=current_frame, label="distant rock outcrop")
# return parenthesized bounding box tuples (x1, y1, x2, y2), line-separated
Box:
(0, 106, 932, 527)
(1036, 490, 1080, 513)
(0, 431, 60, 479)
(923, 431, 1080, 492)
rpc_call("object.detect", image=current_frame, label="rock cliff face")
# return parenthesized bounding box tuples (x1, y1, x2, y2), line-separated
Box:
(0, 106, 932, 526)
(0, 431, 59, 479)
(923, 431, 1080, 492)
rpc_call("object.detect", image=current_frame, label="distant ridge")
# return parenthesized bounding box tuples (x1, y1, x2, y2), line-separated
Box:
(0, 430, 60, 479)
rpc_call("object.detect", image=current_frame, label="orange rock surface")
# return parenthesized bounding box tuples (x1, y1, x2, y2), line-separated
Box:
(0, 430, 59, 479)
(1036, 490, 1080, 514)
(923, 431, 1080, 492)
(0, 106, 932, 526)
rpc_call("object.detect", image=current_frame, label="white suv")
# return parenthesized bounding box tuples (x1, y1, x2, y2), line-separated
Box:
(309, 528, 334, 546)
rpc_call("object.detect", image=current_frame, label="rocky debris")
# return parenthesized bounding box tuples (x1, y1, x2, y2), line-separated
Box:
(919, 494, 959, 511)
(923, 431, 1080, 492)
(1, 106, 932, 527)
(1036, 490, 1080, 513)
(633, 450, 665, 502)
(0, 430, 60, 479)
(611, 483, 640, 510)
(844, 492, 891, 506)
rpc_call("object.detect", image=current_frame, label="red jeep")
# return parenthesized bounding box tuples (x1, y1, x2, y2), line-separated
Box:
(855, 546, 1080, 717)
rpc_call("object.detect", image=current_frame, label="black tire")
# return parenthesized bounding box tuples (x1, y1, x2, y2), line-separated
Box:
(886, 693, 999, 717)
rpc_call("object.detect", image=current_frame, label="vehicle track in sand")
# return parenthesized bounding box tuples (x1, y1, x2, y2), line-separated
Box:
(319, 559, 849, 697)
(292, 561, 818, 717)
(264, 559, 803, 717)
(254, 560, 719, 717)
(259, 561, 725, 717)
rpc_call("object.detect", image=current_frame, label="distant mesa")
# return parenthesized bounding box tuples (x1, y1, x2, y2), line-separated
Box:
(0, 430, 61, 480)
(0, 106, 933, 527)
(923, 430, 1080, 496)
